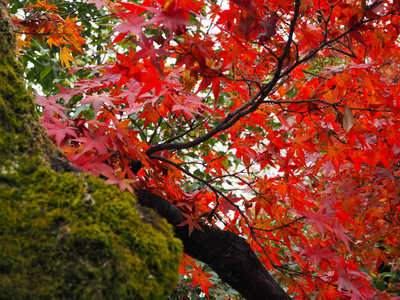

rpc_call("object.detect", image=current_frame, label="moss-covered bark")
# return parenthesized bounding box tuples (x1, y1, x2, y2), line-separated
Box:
(0, 165, 182, 299)
(0, 1, 182, 299)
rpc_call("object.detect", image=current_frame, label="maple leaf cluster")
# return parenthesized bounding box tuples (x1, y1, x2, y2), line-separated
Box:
(12, 0, 86, 68)
(17, 0, 400, 298)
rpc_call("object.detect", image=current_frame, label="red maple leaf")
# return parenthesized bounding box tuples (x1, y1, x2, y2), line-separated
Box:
(34, 93, 69, 121)
(42, 117, 78, 145)
(114, 10, 146, 36)
(188, 263, 215, 299)
(177, 212, 205, 236)
(73, 125, 110, 156)
(78, 93, 117, 115)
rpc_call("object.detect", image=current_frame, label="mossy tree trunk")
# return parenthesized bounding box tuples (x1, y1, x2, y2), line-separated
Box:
(0, 1, 182, 299)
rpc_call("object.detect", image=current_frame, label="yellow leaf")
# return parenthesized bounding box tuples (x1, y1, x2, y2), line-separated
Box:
(60, 46, 77, 69)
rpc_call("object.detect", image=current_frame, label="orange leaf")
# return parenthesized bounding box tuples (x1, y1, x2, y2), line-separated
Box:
(60, 46, 77, 69)
(188, 263, 215, 298)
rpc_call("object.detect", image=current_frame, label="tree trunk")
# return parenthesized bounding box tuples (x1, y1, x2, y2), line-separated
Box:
(0, 1, 182, 299)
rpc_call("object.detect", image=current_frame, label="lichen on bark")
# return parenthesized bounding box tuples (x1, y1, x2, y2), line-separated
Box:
(0, 1, 182, 298)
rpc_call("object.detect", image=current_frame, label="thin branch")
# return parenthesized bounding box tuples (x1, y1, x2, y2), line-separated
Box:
(149, 155, 251, 226)
(301, 70, 328, 80)
(253, 217, 306, 232)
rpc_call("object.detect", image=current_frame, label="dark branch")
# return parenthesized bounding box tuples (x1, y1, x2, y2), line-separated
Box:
(135, 189, 292, 300)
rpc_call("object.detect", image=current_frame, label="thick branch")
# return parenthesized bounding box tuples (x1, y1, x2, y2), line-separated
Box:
(136, 189, 292, 300)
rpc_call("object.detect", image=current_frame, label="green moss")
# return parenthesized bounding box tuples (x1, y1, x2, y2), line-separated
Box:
(0, 162, 183, 299)
(0, 49, 49, 167)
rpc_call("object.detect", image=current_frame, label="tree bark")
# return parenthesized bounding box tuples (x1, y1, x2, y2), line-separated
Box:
(136, 189, 292, 300)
